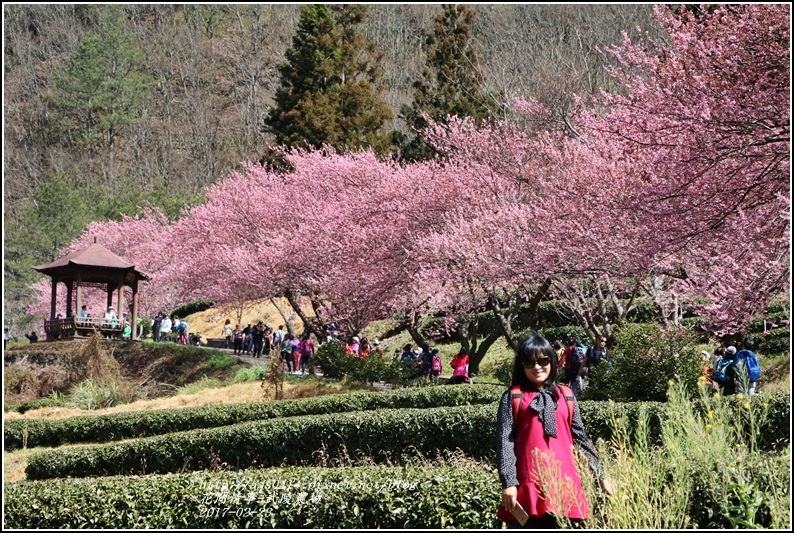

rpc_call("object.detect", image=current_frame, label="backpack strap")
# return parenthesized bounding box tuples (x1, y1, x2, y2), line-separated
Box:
(556, 384, 576, 428)
(510, 385, 522, 425)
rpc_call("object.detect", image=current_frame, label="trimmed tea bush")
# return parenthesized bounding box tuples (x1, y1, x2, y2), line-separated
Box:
(25, 403, 498, 480)
(6, 384, 502, 450)
(23, 391, 788, 481)
(5, 465, 502, 528)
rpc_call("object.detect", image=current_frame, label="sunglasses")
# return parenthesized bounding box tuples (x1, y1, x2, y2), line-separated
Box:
(522, 357, 551, 369)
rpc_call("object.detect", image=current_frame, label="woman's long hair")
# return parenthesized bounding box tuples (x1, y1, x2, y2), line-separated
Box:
(511, 332, 559, 398)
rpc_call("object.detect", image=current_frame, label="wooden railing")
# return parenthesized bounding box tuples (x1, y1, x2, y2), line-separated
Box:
(44, 316, 128, 339)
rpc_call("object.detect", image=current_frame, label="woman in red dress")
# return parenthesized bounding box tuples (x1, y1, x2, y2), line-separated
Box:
(496, 333, 613, 528)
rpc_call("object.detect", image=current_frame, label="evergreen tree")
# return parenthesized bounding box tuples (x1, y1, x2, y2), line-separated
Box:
(263, 5, 393, 159)
(395, 4, 493, 161)
(50, 5, 154, 153)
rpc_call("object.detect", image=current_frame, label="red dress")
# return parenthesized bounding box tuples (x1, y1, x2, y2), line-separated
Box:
(496, 389, 589, 522)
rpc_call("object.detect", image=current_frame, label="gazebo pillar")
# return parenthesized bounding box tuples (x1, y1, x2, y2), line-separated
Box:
(75, 275, 82, 318)
(117, 274, 125, 323)
(50, 278, 58, 320)
(106, 285, 114, 312)
(131, 279, 139, 339)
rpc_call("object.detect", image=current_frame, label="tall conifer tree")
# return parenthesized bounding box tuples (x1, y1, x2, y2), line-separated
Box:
(395, 4, 492, 161)
(51, 5, 153, 153)
(263, 5, 393, 157)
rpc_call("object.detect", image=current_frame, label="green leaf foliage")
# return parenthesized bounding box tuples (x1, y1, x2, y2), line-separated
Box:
(313, 340, 424, 384)
(263, 5, 393, 156)
(24, 392, 788, 481)
(6, 384, 502, 450)
(24, 403, 499, 479)
(50, 5, 154, 150)
(396, 4, 493, 161)
(5, 465, 503, 528)
(582, 323, 703, 402)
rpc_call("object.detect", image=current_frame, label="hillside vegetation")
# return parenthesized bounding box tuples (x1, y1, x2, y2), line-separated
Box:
(3, 4, 659, 330)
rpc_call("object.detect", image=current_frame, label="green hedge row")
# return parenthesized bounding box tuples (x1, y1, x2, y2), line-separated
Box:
(25, 391, 789, 482)
(5, 465, 503, 528)
(5, 384, 503, 451)
(25, 403, 497, 480)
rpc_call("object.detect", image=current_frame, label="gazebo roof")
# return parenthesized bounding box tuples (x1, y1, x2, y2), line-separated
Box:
(33, 242, 150, 283)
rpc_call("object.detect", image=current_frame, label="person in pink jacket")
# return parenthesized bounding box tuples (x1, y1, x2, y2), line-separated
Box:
(449, 348, 470, 384)
(496, 333, 613, 528)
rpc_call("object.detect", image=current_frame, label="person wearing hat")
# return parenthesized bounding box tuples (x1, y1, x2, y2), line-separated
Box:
(104, 306, 118, 332)
(713, 345, 738, 395)
(371, 338, 383, 357)
(346, 336, 360, 357)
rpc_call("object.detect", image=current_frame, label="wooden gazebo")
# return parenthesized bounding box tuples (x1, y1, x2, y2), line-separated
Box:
(32, 240, 150, 341)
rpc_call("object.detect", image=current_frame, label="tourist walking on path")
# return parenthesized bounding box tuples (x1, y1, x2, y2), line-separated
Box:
(222, 319, 234, 349)
(160, 315, 172, 342)
(152, 312, 163, 342)
(281, 333, 294, 372)
(232, 324, 244, 355)
(300, 335, 315, 374)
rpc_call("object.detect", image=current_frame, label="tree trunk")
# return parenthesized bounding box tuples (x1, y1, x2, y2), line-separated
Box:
(488, 292, 519, 351)
(405, 309, 426, 348)
(270, 297, 295, 338)
(285, 288, 324, 341)
(469, 327, 503, 375)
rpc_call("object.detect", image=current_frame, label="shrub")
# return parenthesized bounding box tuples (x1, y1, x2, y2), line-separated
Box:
(169, 299, 214, 318)
(25, 403, 500, 479)
(11, 392, 66, 414)
(314, 341, 421, 386)
(5, 466, 503, 528)
(582, 323, 702, 402)
(27, 392, 788, 482)
(583, 382, 790, 529)
(65, 379, 129, 411)
(6, 384, 503, 450)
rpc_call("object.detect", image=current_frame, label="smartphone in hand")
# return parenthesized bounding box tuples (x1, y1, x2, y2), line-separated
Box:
(512, 502, 529, 526)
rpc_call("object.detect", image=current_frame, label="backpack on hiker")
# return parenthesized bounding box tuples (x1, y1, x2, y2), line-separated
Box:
(432, 354, 442, 374)
(569, 346, 585, 370)
(735, 350, 761, 381)
(712, 356, 734, 383)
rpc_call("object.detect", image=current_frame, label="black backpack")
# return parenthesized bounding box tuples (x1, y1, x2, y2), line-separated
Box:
(571, 346, 585, 368)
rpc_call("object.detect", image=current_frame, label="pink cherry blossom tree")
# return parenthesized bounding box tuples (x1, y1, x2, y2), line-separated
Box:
(588, 3, 790, 336)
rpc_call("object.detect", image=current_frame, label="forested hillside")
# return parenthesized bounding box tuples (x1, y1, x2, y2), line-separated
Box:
(3, 3, 656, 329)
